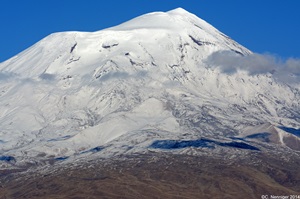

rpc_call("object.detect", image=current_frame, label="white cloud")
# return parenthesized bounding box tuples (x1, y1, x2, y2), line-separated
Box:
(0, 72, 17, 81)
(205, 51, 300, 82)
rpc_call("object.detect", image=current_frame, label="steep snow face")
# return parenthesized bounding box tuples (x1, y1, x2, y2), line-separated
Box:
(0, 8, 299, 166)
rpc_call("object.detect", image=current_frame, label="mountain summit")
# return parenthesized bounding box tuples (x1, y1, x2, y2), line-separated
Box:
(1, 8, 251, 78)
(0, 8, 299, 168)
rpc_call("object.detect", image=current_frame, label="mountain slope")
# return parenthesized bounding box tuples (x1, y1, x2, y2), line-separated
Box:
(0, 8, 299, 169)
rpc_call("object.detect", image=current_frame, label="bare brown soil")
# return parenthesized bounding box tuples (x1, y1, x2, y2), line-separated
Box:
(0, 152, 299, 199)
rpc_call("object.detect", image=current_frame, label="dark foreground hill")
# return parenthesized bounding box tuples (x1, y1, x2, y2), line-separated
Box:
(1, 152, 299, 199)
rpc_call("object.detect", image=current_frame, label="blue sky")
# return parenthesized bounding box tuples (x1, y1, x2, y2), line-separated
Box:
(0, 0, 299, 62)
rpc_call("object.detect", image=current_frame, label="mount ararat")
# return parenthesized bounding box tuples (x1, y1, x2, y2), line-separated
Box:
(0, 8, 300, 198)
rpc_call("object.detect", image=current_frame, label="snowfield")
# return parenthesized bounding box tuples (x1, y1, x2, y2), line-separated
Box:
(0, 8, 299, 168)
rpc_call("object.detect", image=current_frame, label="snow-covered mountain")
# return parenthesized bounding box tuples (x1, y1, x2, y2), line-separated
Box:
(0, 8, 299, 168)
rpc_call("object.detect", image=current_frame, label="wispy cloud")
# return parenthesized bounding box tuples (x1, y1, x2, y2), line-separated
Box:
(39, 73, 56, 81)
(0, 72, 17, 81)
(97, 70, 148, 82)
(205, 51, 300, 82)
(284, 58, 300, 76)
(100, 71, 130, 81)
